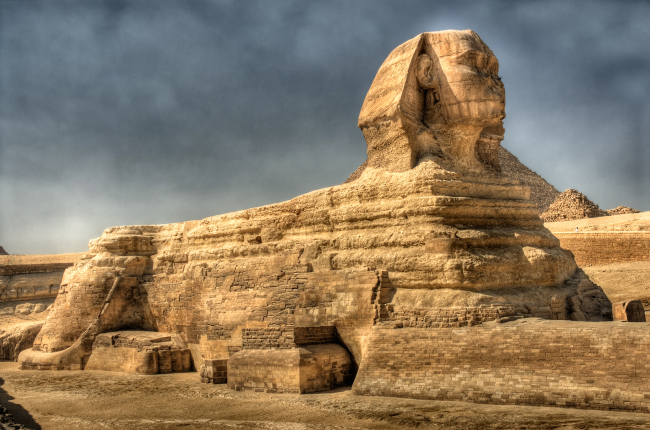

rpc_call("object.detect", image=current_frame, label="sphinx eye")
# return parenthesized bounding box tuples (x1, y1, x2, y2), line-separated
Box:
(475, 54, 486, 70)
(487, 57, 499, 75)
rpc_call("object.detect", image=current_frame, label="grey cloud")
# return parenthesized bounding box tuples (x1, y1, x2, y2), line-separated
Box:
(1, 0, 648, 254)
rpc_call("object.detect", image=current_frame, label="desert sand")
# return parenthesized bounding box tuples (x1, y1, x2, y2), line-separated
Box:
(4, 360, 650, 430)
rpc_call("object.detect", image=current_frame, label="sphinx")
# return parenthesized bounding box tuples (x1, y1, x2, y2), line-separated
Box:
(23, 31, 641, 409)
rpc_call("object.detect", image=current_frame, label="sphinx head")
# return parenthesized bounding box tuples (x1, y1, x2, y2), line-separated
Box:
(359, 30, 506, 173)
(419, 30, 505, 129)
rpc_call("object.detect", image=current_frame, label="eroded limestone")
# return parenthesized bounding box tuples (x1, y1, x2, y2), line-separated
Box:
(18, 30, 634, 409)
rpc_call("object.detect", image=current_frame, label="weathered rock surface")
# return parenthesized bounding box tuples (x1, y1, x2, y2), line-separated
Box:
(18, 30, 631, 410)
(0, 322, 43, 361)
(22, 29, 610, 365)
(498, 146, 560, 213)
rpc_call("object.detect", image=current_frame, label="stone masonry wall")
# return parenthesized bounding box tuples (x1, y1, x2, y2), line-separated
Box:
(0, 252, 84, 302)
(354, 320, 650, 411)
(228, 344, 352, 394)
(555, 233, 650, 266)
(242, 328, 296, 350)
(294, 326, 337, 345)
(84, 347, 159, 374)
(242, 326, 338, 349)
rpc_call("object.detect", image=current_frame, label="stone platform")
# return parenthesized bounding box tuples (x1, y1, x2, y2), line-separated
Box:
(84, 331, 192, 374)
(354, 319, 650, 412)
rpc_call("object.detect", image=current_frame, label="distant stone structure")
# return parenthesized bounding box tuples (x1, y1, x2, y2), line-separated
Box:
(612, 300, 646, 322)
(17, 30, 650, 411)
(0, 253, 84, 303)
(607, 206, 640, 216)
(0, 252, 84, 361)
(0, 246, 8, 255)
(498, 146, 560, 213)
(541, 189, 608, 222)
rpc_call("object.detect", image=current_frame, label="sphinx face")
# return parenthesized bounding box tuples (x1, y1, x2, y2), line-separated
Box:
(426, 31, 505, 129)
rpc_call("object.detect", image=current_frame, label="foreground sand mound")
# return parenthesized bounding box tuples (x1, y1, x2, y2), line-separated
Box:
(545, 211, 650, 233)
(541, 189, 608, 222)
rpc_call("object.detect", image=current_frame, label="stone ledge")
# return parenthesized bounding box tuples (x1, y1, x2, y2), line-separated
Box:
(353, 319, 650, 412)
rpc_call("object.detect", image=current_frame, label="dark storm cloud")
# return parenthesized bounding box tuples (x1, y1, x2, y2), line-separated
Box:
(1, 0, 649, 254)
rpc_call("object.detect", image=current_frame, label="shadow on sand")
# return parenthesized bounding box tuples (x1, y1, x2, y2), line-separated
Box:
(0, 370, 41, 430)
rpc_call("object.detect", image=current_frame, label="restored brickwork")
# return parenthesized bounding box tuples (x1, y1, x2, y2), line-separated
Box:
(242, 326, 338, 349)
(228, 344, 352, 394)
(84, 331, 191, 374)
(388, 305, 529, 328)
(294, 326, 337, 345)
(354, 320, 650, 411)
(613, 301, 646, 322)
(200, 359, 228, 384)
(555, 233, 650, 266)
(242, 328, 296, 350)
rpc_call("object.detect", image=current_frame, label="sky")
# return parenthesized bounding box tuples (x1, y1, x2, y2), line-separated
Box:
(1, 0, 649, 255)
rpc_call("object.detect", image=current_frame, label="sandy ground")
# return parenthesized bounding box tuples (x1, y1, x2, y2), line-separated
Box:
(545, 211, 650, 232)
(4, 361, 650, 430)
(584, 261, 650, 309)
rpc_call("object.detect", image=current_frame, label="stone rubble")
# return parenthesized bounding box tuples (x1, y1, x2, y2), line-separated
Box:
(541, 189, 608, 222)
(606, 206, 641, 216)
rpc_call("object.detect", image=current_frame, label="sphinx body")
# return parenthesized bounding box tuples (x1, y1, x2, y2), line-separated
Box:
(20, 31, 617, 401)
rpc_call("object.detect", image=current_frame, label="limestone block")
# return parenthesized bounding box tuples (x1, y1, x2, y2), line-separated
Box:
(83, 331, 189, 374)
(227, 344, 352, 394)
(33, 303, 48, 313)
(200, 359, 227, 384)
(14, 303, 34, 315)
(569, 311, 587, 321)
(158, 350, 172, 373)
(612, 301, 646, 322)
(84, 348, 159, 374)
(181, 349, 192, 372)
(171, 349, 183, 372)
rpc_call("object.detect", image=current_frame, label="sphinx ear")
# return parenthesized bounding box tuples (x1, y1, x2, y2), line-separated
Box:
(416, 54, 438, 90)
